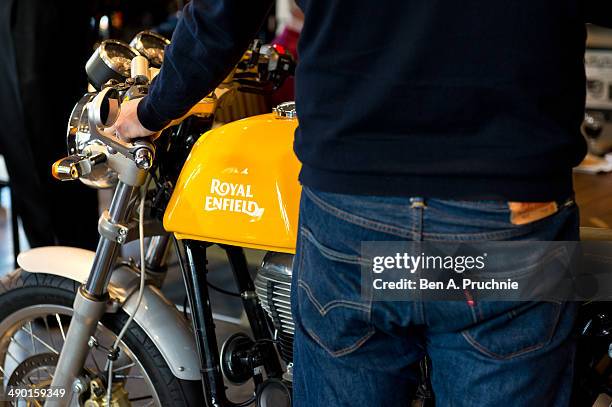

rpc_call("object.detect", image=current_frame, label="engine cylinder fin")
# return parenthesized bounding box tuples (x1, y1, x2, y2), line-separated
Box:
(255, 252, 295, 365)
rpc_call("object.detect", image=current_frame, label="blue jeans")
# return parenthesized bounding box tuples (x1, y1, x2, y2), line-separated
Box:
(292, 186, 579, 407)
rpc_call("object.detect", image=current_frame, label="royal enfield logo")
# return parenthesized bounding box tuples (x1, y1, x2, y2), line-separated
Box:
(204, 178, 265, 218)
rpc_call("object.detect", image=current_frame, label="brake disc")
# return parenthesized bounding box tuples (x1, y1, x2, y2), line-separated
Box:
(7, 353, 58, 407)
(8, 352, 58, 388)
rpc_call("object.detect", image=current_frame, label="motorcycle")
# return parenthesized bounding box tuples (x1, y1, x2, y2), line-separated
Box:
(0, 32, 298, 407)
(0, 29, 610, 407)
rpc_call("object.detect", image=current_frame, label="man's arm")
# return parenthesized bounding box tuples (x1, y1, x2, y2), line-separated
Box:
(137, 0, 275, 132)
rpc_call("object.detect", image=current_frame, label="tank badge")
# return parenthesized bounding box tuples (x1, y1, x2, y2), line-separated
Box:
(204, 178, 265, 219)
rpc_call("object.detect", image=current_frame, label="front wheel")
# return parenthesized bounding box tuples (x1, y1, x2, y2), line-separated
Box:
(0, 269, 202, 406)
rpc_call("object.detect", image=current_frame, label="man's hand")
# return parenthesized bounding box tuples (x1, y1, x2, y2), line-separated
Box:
(110, 98, 156, 141)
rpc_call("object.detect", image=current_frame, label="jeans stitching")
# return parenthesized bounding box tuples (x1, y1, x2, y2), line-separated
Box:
(294, 230, 305, 312)
(303, 187, 414, 239)
(300, 227, 369, 266)
(297, 215, 375, 358)
(460, 303, 563, 360)
(471, 246, 568, 279)
(424, 199, 575, 241)
(429, 200, 510, 211)
(464, 291, 479, 324)
(423, 227, 531, 241)
(461, 331, 546, 360)
(306, 326, 376, 358)
(298, 280, 370, 314)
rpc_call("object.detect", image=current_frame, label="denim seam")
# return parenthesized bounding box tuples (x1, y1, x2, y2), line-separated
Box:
(424, 199, 575, 241)
(297, 280, 370, 314)
(423, 227, 531, 241)
(464, 291, 479, 324)
(302, 187, 415, 211)
(425, 210, 512, 226)
(296, 232, 306, 309)
(296, 224, 375, 358)
(470, 246, 568, 279)
(461, 331, 545, 360)
(303, 187, 415, 239)
(435, 200, 510, 210)
(431, 199, 510, 214)
(415, 203, 426, 324)
(460, 303, 563, 360)
(300, 227, 369, 265)
(305, 327, 376, 358)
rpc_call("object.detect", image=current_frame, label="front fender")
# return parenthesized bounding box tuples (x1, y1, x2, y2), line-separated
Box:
(17, 246, 200, 381)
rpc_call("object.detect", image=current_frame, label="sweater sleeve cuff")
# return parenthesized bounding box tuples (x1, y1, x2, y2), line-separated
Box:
(137, 96, 171, 132)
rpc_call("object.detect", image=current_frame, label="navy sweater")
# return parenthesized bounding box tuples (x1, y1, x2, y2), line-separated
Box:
(139, 0, 608, 201)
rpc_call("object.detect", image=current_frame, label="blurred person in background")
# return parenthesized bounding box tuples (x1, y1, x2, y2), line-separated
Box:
(0, 0, 99, 250)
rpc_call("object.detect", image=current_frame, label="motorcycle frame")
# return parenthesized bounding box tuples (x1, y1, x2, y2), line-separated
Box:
(176, 240, 283, 407)
(152, 111, 285, 404)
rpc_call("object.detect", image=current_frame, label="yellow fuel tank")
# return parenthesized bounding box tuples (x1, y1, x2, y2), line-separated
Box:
(163, 113, 301, 253)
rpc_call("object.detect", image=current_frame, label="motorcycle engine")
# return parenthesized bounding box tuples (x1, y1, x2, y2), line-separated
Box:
(254, 252, 294, 366)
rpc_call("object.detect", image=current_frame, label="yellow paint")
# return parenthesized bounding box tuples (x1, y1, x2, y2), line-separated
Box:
(164, 113, 301, 253)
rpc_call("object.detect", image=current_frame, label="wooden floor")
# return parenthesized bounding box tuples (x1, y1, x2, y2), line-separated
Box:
(574, 172, 612, 228)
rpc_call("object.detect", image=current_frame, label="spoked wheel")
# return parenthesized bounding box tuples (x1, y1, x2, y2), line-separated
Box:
(0, 269, 202, 407)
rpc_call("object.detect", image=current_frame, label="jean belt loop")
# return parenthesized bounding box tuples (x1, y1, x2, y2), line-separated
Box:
(410, 197, 426, 209)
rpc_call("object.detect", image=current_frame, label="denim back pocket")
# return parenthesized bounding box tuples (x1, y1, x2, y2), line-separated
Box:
(294, 227, 375, 357)
(461, 300, 564, 360)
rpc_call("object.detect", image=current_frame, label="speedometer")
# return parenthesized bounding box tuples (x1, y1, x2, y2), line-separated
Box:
(130, 31, 170, 68)
(85, 40, 140, 90)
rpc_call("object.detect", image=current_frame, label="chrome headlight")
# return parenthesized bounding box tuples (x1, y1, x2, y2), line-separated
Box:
(129, 31, 170, 68)
(66, 93, 118, 189)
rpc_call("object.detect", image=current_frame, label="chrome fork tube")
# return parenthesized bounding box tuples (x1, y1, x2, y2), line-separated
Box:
(145, 234, 171, 271)
(45, 289, 107, 407)
(46, 181, 136, 407)
(85, 181, 135, 296)
(144, 234, 171, 287)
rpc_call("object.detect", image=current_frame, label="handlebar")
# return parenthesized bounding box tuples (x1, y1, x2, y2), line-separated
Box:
(87, 69, 156, 171)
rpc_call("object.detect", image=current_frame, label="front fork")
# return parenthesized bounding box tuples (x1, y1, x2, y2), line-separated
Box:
(178, 241, 283, 407)
(46, 181, 141, 407)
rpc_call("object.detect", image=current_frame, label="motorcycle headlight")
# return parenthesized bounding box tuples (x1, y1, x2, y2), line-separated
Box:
(66, 93, 118, 189)
(129, 31, 170, 68)
(85, 40, 140, 90)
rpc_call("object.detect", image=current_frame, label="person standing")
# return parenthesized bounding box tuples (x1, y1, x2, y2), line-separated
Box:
(0, 0, 99, 250)
(111, 0, 599, 405)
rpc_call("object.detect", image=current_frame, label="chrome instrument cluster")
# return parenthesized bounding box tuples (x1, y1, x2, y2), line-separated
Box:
(67, 30, 170, 188)
(66, 50, 155, 189)
(86, 40, 141, 90)
(130, 31, 170, 68)
(86, 31, 170, 90)
(273, 102, 297, 119)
